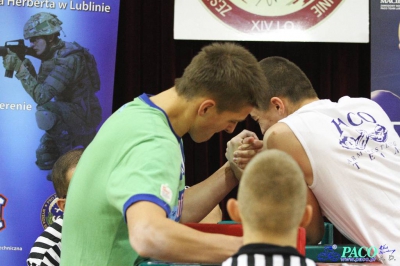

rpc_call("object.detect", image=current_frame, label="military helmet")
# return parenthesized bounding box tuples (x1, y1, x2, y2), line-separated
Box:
(24, 12, 63, 39)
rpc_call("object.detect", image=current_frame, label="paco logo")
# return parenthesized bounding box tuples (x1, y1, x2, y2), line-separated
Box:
(201, 0, 342, 34)
(341, 246, 378, 258)
(40, 193, 63, 229)
(0, 194, 7, 231)
(317, 244, 396, 263)
(340, 244, 397, 263)
(316, 244, 377, 263)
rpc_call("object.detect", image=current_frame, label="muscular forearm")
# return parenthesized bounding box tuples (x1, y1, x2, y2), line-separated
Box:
(180, 162, 238, 223)
(128, 202, 242, 263)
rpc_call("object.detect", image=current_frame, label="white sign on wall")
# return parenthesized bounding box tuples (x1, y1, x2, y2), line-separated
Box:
(174, 0, 369, 43)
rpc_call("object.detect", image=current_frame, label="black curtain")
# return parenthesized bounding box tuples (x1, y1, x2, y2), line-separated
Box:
(113, 0, 370, 227)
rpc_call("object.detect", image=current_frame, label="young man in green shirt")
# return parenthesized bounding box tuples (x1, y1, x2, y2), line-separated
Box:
(61, 42, 268, 266)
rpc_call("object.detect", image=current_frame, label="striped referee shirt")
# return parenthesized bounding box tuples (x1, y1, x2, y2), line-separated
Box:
(26, 217, 63, 266)
(222, 243, 316, 266)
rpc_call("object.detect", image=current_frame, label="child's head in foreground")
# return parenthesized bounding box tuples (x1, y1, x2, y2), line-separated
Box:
(51, 148, 84, 211)
(227, 149, 312, 245)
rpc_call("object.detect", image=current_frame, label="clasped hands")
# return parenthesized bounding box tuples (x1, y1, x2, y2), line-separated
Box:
(225, 130, 263, 180)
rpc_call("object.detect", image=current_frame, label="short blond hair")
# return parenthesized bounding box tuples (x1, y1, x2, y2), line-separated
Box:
(238, 149, 307, 234)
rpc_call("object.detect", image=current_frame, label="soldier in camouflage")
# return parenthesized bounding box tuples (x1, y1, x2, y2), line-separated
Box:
(2, 12, 102, 172)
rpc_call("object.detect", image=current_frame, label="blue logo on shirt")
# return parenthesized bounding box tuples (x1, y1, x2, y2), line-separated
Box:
(331, 112, 388, 150)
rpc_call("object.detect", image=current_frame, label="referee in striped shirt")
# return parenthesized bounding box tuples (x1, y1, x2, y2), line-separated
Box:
(222, 149, 316, 266)
(27, 148, 83, 266)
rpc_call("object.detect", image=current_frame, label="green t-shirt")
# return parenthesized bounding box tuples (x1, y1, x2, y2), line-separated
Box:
(61, 94, 186, 266)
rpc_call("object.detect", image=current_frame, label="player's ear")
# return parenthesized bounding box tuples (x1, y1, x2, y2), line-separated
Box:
(270, 97, 285, 115)
(198, 99, 216, 116)
(300, 204, 313, 228)
(56, 198, 66, 212)
(227, 198, 242, 223)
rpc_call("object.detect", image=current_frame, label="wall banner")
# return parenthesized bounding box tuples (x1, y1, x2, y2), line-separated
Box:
(371, 0, 400, 135)
(0, 1, 120, 265)
(174, 0, 369, 43)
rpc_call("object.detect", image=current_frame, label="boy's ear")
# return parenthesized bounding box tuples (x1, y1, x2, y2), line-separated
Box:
(197, 99, 216, 116)
(56, 198, 66, 212)
(226, 198, 242, 223)
(300, 204, 313, 228)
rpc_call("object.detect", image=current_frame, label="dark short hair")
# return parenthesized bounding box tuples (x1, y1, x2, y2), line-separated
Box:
(258, 56, 317, 109)
(175, 42, 269, 112)
(51, 148, 83, 198)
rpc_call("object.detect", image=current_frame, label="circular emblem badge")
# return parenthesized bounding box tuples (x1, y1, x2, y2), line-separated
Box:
(40, 193, 63, 229)
(201, 0, 343, 34)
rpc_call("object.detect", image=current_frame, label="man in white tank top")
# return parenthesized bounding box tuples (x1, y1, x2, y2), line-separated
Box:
(226, 56, 400, 265)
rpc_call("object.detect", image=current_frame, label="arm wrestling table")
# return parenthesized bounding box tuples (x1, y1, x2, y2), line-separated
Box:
(139, 222, 306, 266)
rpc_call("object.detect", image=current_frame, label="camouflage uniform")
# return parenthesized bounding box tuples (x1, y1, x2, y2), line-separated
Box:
(15, 13, 102, 170)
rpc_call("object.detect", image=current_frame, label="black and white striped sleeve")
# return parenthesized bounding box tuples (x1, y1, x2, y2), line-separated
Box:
(26, 218, 63, 266)
(222, 253, 316, 266)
